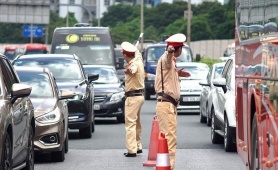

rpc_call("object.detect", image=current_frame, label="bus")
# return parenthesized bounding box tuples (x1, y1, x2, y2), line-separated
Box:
(235, 0, 278, 169)
(16, 43, 48, 55)
(50, 26, 116, 67)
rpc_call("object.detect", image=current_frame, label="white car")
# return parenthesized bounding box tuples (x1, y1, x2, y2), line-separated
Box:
(176, 62, 210, 114)
(199, 62, 225, 126)
(211, 58, 236, 152)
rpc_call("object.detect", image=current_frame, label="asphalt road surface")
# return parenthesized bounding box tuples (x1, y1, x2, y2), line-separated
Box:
(35, 98, 246, 170)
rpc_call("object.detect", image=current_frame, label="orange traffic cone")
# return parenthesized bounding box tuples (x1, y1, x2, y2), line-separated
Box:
(155, 133, 170, 170)
(143, 115, 160, 167)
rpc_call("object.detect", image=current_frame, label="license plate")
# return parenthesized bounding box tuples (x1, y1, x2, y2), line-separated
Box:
(183, 96, 200, 102)
(94, 104, 100, 110)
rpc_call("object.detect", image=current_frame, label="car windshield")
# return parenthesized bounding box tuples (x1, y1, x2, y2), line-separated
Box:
(17, 71, 53, 98)
(13, 58, 83, 81)
(54, 45, 112, 65)
(178, 65, 209, 80)
(146, 46, 192, 62)
(214, 66, 224, 79)
(84, 67, 119, 84)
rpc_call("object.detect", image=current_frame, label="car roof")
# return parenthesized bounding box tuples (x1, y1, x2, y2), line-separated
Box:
(15, 54, 78, 60)
(176, 62, 209, 68)
(55, 27, 110, 31)
(14, 66, 51, 74)
(145, 42, 190, 48)
(83, 65, 116, 69)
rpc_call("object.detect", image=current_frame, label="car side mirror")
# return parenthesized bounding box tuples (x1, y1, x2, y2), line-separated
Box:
(116, 58, 125, 70)
(212, 78, 227, 93)
(11, 83, 32, 103)
(88, 73, 99, 84)
(199, 80, 210, 87)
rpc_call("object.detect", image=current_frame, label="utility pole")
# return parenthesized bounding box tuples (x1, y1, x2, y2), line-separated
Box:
(98, 0, 100, 26)
(140, 0, 144, 52)
(66, 0, 69, 27)
(187, 0, 191, 46)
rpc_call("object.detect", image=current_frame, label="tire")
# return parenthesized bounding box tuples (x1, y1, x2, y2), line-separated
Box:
(200, 105, 206, 123)
(144, 90, 151, 100)
(79, 123, 92, 139)
(207, 112, 211, 126)
(211, 109, 223, 144)
(206, 107, 211, 126)
(117, 115, 125, 123)
(251, 115, 260, 170)
(91, 117, 95, 133)
(23, 127, 34, 170)
(65, 132, 69, 154)
(51, 143, 65, 162)
(1, 132, 12, 170)
(224, 117, 236, 152)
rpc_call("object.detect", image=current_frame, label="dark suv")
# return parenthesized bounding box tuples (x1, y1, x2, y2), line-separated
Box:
(0, 54, 35, 169)
(12, 54, 99, 138)
(142, 42, 194, 99)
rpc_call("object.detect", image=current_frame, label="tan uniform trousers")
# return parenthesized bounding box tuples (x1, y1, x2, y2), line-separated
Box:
(125, 95, 145, 153)
(156, 101, 177, 170)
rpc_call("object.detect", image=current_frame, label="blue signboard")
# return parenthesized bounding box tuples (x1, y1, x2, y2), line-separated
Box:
(23, 25, 43, 38)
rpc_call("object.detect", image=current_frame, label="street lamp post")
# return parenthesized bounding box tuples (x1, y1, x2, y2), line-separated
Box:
(98, 0, 100, 26)
(187, 0, 191, 46)
(140, 0, 144, 52)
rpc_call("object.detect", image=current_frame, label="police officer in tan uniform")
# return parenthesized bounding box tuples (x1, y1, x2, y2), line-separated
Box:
(155, 33, 191, 169)
(121, 41, 145, 157)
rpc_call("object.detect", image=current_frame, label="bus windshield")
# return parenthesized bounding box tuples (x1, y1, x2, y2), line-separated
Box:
(51, 29, 115, 66)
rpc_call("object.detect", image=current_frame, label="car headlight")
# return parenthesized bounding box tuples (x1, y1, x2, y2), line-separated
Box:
(146, 73, 155, 81)
(36, 107, 60, 124)
(110, 92, 125, 102)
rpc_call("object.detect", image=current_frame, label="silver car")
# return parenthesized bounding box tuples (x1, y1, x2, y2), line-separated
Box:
(177, 62, 210, 114)
(211, 58, 236, 152)
(15, 67, 75, 162)
(0, 54, 35, 169)
(199, 62, 225, 126)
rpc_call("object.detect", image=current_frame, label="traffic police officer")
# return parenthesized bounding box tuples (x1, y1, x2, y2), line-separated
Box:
(121, 41, 145, 157)
(154, 33, 191, 169)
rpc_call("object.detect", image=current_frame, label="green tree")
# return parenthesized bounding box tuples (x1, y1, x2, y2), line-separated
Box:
(191, 14, 213, 41)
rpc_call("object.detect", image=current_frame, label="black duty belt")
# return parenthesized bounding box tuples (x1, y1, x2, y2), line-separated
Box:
(125, 89, 144, 97)
(157, 92, 179, 107)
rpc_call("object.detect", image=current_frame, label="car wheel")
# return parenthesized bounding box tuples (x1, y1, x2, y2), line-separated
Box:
(144, 90, 151, 100)
(65, 132, 69, 154)
(91, 117, 95, 133)
(79, 123, 92, 139)
(224, 117, 236, 152)
(199, 104, 206, 123)
(211, 109, 222, 144)
(251, 115, 260, 170)
(206, 106, 211, 126)
(117, 115, 125, 123)
(23, 127, 34, 170)
(51, 142, 65, 162)
(1, 132, 12, 170)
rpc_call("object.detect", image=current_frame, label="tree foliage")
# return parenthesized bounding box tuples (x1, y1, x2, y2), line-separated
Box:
(0, 0, 234, 44)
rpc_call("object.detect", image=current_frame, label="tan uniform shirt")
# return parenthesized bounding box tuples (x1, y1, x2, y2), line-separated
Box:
(155, 51, 180, 100)
(125, 54, 145, 92)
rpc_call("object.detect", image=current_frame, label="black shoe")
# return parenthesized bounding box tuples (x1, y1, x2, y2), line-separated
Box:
(124, 152, 136, 157)
(137, 150, 142, 154)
